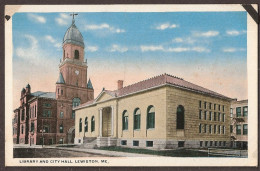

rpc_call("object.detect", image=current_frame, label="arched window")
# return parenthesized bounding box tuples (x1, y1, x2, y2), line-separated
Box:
(134, 108, 141, 130)
(72, 98, 81, 108)
(59, 124, 63, 133)
(85, 117, 88, 132)
(74, 50, 79, 59)
(122, 110, 128, 130)
(79, 118, 82, 132)
(147, 105, 155, 129)
(176, 105, 184, 129)
(91, 116, 95, 132)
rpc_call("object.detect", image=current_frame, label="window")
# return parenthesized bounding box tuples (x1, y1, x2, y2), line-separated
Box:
(204, 111, 207, 120)
(200, 141, 203, 147)
(214, 112, 216, 121)
(222, 114, 225, 122)
(215, 141, 218, 146)
(21, 110, 25, 121)
(205, 141, 208, 147)
(218, 113, 221, 121)
(219, 141, 222, 146)
(199, 101, 202, 108)
(59, 138, 63, 144)
(79, 118, 82, 132)
(236, 107, 241, 117)
(85, 117, 88, 132)
(209, 125, 212, 134)
(60, 124, 63, 133)
(218, 105, 221, 111)
(178, 141, 185, 147)
(60, 111, 64, 118)
(204, 124, 207, 133)
(230, 125, 233, 133)
(223, 141, 226, 146)
(91, 116, 95, 132)
(209, 111, 212, 121)
(210, 141, 213, 147)
(176, 105, 185, 129)
(74, 50, 79, 59)
(78, 139, 81, 143)
(133, 141, 139, 146)
(121, 140, 127, 145)
(43, 103, 51, 108)
(199, 110, 202, 119)
(122, 110, 128, 130)
(218, 125, 221, 134)
(61, 90, 63, 95)
(236, 125, 241, 135)
(147, 106, 155, 129)
(230, 108, 233, 117)
(214, 125, 216, 134)
(214, 104, 216, 110)
(243, 106, 248, 117)
(243, 124, 248, 135)
(222, 126, 225, 134)
(44, 125, 50, 133)
(199, 124, 202, 133)
(31, 122, 34, 132)
(222, 105, 225, 112)
(134, 108, 141, 130)
(21, 125, 24, 134)
(204, 102, 207, 109)
(146, 141, 153, 147)
(72, 111, 75, 119)
(209, 103, 212, 109)
(43, 110, 51, 117)
(72, 98, 81, 108)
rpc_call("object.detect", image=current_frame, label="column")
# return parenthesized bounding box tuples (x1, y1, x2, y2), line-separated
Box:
(99, 108, 103, 137)
(111, 106, 114, 137)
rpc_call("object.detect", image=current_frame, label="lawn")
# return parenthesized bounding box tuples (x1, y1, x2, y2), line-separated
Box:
(98, 146, 215, 157)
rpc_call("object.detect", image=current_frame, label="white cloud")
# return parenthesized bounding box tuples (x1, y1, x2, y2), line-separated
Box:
(155, 23, 179, 30)
(167, 47, 190, 52)
(27, 14, 46, 23)
(172, 38, 183, 43)
(86, 46, 98, 52)
(191, 47, 210, 52)
(226, 30, 246, 36)
(85, 23, 125, 33)
(55, 13, 70, 26)
(193, 31, 219, 37)
(44, 35, 61, 49)
(140, 45, 164, 52)
(222, 48, 246, 53)
(110, 44, 128, 53)
(172, 37, 196, 44)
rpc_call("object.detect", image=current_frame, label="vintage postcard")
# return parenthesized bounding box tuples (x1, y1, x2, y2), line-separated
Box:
(5, 4, 258, 166)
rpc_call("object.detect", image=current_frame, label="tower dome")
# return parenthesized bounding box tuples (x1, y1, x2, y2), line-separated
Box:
(63, 19, 84, 48)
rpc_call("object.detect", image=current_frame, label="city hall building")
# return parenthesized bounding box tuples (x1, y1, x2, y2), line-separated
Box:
(74, 74, 233, 149)
(13, 16, 94, 145)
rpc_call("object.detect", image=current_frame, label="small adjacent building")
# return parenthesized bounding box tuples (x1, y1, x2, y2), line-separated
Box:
(74, 74, 233, 149)
(230, 99, 248, 149)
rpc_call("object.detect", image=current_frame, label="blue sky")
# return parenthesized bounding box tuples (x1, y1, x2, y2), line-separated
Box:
(12, 12, 247, 107)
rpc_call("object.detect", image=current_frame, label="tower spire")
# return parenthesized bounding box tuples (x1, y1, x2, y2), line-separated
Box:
(70, 12, 78, 24)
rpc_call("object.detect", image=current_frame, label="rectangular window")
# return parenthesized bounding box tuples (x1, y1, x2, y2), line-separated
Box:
(222, 114, 225, 122)
(218, 105, 221, 111)
(236, 125, 241, 135)
(43, 110, 51, 117)
(223, 105, 225, 112)
(44, 125, 49, 133)
(204, 111, 207, 120)
(200, 141, 203, 147)
(218, 125, 221, 134)
(78, 139, 81, 143)
(214, 125, 216, 134)
(230, 108, 233, 117)
(209, 125, 212, 134)
(146, 141, 153, 147)
(205, 141, 208, 147)
(199, 110, 202, 119)
(60, 111, 64, 118)
(243, 106, 248, 117)
(209, 112, 212, 121)
(133, 141, 139, 146)
(222, 126, 225, 134)
(204, 124, 207, 133)
(214, 112, 216, 121)
(223, 141, 226, 146)
(215, 141, 218, 146)
(218, 113, 221, 121)
(61, 90, 63, 95)
(199, 124, 202, 133)
(31, 122, 35, 132)
(236, 107, 241, 117)
(209, 103, 212, 109)
(121, 140, 127, 145)
(178, 141, 185, 147)
(243, 124, 248, 135)
(230, 125, 233, 133)
(210, 141, 213, 147)
(214, 104, 216, 110)
(204, 102, 207, 109)
(219, 141, 222, 146)
(43, 103, 51, 108)
(199, 101, 202, 108)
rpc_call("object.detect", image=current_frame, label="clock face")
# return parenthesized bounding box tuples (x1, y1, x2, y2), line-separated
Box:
(75, 70, 79, 75)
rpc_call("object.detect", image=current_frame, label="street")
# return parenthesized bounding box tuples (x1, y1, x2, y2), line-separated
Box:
(13, 148, 109, 158)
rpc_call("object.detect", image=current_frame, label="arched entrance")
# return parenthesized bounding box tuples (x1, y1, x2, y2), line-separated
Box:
(68, 126, 75, 144)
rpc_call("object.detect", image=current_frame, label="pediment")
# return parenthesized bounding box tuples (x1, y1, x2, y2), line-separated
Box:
(95, 91, 114, 103)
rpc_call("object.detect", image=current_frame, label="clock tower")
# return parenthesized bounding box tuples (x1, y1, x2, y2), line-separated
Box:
(55, 14, 94, 144)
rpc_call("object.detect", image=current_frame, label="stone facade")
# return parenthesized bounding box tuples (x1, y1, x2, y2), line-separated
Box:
(74, 76, 232, 150)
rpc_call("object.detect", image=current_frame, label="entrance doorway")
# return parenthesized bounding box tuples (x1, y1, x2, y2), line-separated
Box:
(68, 127, 75, 144)
(102, 107, 112, 137)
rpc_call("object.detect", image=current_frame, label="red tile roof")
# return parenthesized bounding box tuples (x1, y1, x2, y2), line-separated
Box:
(75, 73, 231, 109)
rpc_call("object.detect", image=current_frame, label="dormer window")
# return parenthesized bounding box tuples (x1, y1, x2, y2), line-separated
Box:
(74, 50, 79, 59)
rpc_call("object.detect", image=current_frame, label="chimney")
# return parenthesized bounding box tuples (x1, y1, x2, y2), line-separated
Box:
(117, 80, 123, 90)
